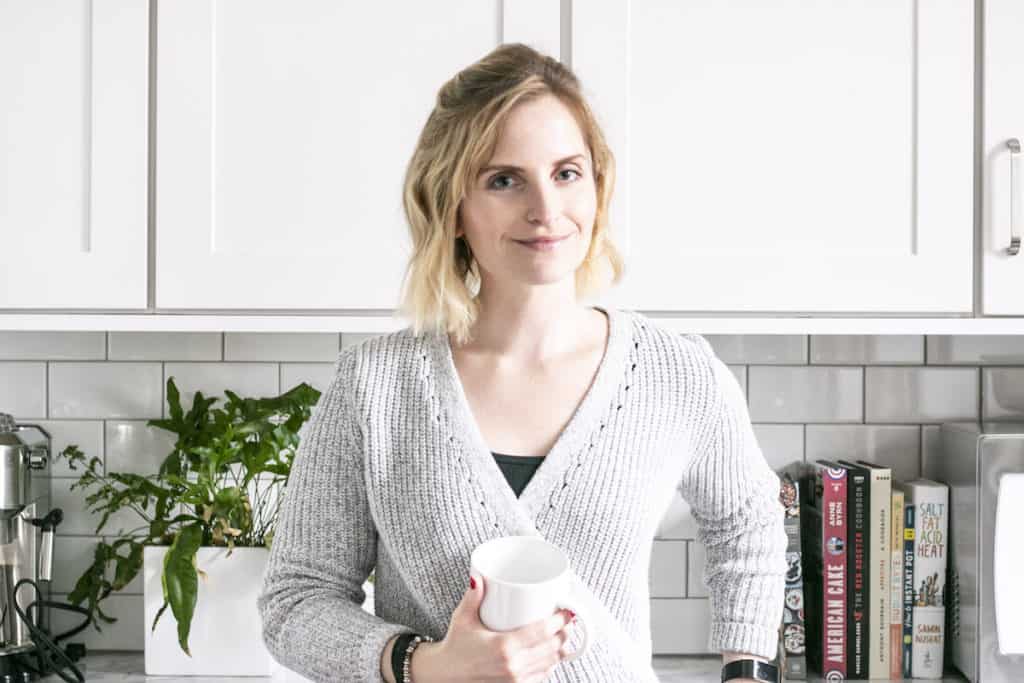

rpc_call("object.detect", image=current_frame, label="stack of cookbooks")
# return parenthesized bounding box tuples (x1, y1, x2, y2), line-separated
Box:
(795, 460, 949, 680)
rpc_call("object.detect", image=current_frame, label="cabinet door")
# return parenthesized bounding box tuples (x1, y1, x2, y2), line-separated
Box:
(156, 1, 559, 310)
(575, 1, 973, 314)
(983, 0, 1024, 315)
(0, 1, 148, 309)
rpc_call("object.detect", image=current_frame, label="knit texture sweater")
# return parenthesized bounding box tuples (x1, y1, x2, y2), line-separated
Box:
(257, 306, 788, 682)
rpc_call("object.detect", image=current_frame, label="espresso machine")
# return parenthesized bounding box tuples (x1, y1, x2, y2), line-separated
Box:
(0, 413, 83, 682)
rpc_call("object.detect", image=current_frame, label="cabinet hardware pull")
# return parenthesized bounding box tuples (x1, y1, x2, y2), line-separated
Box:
(1009, 138, 1021, 256)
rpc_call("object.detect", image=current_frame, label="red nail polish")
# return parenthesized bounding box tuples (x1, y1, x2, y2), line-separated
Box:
(567, 610, 576, 620)
(470, 576, 477, 590)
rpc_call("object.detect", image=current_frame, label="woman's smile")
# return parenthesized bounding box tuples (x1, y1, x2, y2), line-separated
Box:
(514, 234, 572, 251)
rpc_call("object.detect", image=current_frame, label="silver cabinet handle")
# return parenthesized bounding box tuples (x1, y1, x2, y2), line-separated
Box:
(1009, 138, 1022, 256)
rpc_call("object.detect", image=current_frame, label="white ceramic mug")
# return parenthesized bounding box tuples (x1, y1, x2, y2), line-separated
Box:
(469, 535, 592, 662)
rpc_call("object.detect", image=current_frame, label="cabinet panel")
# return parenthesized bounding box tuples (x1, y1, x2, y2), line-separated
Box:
(0, 0, 148, 308)
(575, 1, 973, 313)
(983, 0, 1024, 315)
(157, 0, 557, 310)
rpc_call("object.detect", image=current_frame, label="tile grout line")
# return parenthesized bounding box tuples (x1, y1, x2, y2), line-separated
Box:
(862, 362, 867, 425)
(977, 362, 983, 423)
(683, 539, 689, 598)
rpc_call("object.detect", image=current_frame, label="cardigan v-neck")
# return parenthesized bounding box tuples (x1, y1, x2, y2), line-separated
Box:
(430, 304, 630, 529)
(492, 452, 545, 497)
(258, 306, 789, 683)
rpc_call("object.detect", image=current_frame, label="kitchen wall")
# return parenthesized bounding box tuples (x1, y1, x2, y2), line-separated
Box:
(1, 330, 1022, 652)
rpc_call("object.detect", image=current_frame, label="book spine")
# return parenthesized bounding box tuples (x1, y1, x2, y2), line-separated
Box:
(779, 473, 807, 679)
(801, 502, 825, 678)
(910, 484, 949, 679)
(890, 489, 905, 679)
(869, 471, 891, 679)
(822, 466, 848, 679)
(901, 504, 915, 679)
(847, 471, 867, 678)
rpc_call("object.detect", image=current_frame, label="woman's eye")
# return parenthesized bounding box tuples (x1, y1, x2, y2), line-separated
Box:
(489, 174, 516, 190)
(488, 168, 582, 191)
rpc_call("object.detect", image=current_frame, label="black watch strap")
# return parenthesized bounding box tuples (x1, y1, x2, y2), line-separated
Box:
(720, 658, 780, 683)
(391, 632, 419, 681)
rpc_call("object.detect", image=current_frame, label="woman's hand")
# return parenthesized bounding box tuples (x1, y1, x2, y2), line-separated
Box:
(411, 573, 576, 682)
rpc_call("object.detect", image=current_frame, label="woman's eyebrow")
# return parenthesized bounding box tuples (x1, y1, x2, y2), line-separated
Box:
(477, 154, 586, 177)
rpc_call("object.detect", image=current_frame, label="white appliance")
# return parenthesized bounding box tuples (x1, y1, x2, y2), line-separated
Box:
(927, 422, 1024, 682)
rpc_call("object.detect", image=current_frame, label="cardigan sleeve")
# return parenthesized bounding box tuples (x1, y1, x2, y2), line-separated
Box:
(257, 347, 415, 682)
(676, 336, 788, 660)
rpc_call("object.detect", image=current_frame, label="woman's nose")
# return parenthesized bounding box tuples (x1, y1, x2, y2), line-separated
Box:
(525, 185, 562, 228)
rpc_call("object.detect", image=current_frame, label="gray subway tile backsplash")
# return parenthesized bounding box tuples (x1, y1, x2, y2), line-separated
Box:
(810, 334, 924, 364)
(687, 540, 708, 599)
(280, 362, 337, 396)
(804, 424, 921, 481)
(702, 335, 807, 364)
(0, 331, 106, 360)
(865, 366, 978, 423)
(927, 335, 1024, 365)
(649, 540, 687, 598)
(750, 424, 804, 469)
(0, 362, 46, 418)
(36, 419, 104, 478)
(108, 331, 223, 361)
(3, 331, 1022, 654)
(982, 367, 1024, 419)
(748, 365, 863, 423)
(162, 362, 279, 418)
(48, 362, 163, 420)
(651, 599, 712, 653)
(726, 364, 746, 396)
(105, 420, 177, 476)
(921, 424, 944, 478)
(224, 332, 340, 362)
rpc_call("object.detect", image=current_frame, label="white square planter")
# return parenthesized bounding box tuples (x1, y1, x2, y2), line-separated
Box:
(144, 545, 274, 676)
(143, 544, 376, 678)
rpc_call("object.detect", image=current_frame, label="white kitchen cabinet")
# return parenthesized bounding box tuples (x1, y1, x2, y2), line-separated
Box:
(983, 0, 1024, 315)
(575, 1, 974, 314)
(155, 0, 560, 310)
(0, 1, 148, 308)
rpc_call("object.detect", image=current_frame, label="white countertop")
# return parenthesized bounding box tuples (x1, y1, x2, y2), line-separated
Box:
(35, 651, 969, 682)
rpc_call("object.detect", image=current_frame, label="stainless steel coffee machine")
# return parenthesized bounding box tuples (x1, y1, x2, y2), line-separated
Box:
(0, 413, 73, 681)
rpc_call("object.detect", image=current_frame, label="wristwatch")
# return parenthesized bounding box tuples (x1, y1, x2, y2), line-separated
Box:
(720, 658, 780, 683)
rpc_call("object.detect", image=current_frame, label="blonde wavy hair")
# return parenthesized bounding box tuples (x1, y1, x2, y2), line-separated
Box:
(397, 43, 625, 346)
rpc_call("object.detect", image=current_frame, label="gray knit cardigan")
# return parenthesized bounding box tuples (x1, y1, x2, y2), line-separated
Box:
(257, 306, 787, 682)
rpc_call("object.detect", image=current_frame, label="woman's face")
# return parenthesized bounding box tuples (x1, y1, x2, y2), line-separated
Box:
(457, 94, 597, 292)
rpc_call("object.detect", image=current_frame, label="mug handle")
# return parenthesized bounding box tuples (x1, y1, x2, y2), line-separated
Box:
(553, 596, 591, 663)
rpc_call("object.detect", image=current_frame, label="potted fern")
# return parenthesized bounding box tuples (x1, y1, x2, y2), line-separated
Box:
(54, 375, 342, 676)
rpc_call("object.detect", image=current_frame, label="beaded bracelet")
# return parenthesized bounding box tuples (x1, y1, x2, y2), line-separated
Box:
(401, 633, 435, 683)
(390, 633, 417, 681)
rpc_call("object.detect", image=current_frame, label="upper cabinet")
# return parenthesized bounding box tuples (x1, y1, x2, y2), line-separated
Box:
(0, 1, 995, 321)
(983, 0, 1024, 315)
(155, 1, 561, 310)
(575, 1, 974, 314)
(0, 0, 148, 309)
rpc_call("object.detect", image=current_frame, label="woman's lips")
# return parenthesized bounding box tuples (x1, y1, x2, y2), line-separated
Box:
(515, 235, 570, 251)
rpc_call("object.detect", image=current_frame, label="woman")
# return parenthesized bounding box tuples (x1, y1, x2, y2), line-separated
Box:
(257, 43, 787, 683)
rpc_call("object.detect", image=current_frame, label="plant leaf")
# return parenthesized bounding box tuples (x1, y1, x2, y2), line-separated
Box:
(161, 523, 203, 656)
